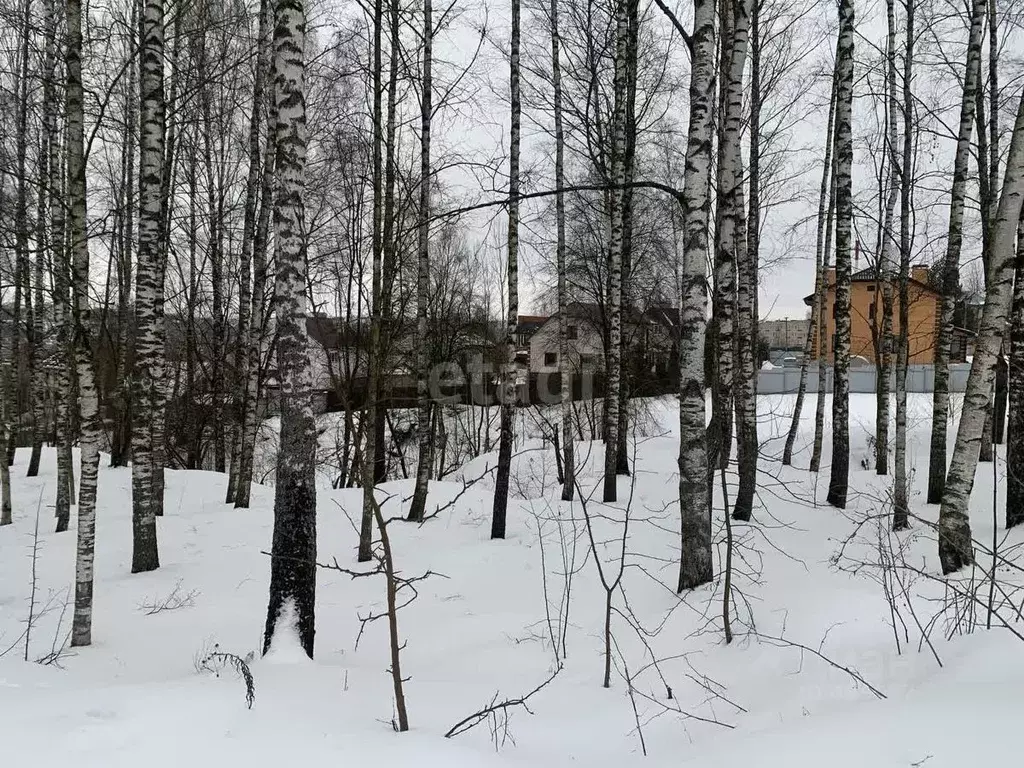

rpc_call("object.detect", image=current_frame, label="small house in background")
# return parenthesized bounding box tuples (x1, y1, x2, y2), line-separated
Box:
(515, 315, 548, 349)
(803, 265, 967, 365)
(528, 301, 678, 378)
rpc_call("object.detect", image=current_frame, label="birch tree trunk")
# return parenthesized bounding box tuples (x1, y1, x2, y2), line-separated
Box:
(110, 3, 137, 470)
(601, 0, 630, 504)
(784, 68, 837, 468)
(893, 0, 915, 531)
(359, 0, 385, 557)
(926, 0, 985, 503)
(551, 0, 574, 501)
(615, 0, 639, 479)
(0, 305, 10, 523)
(236, 9, 277, 510)
(710, 0, 751, 495)
(48, 0, 72, 530)
(26, 0, 46, 479)
(676, 0, 715, 592)
(131, 0, 166, 573)
(375, 0, 401, 488)
(811, 127, 838, 473)
(938, 91, 1024, 574)
(733, 0, 759, 521)
(68, 0, 102, 647)
(826, 0, 855, 509)
(491, 0, 521, 537)
(149, 7, 180, 506)
(227, 0, 271, 504)
(0, 126, 8, 512)
(27, 143, 47, 479)
(875, 0, 900, 477)
(0, 26, 16, 516)
(9, 0, 32, 472)
(974, 0, 997, 462)
(709, 0, 739, 480)
(984, 0, 1004, 450)
(1005, 211, 1024, 529)
(408, 0, 433, 523)
(264, 0, 317, 658)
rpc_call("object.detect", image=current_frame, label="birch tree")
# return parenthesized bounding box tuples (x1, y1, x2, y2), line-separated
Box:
(50, 0, 72, 532)
(131, 0, 167, 573)
(709, 0, 738, 479)
(733, 0, 759, 521)
(68, 0, 102, 647)
(938, 91, 1024, 574)
(1007, 212, 1024, 529)
(974, 0, 1000, 461)
(408, 0, 433, 523)
(12, 0, 34, 481)
(676, 0, 715, 592)
(264, 0, 317, 657)
(926, 0, 985, 504)
(893, 0, 915, 531)
(826, 0, 854, 510)
(11, 0, 31, 474)
(226, 0, 271, 505)
(872, 0, 900, 478)
(236, 14, 277, 511)
(601, 0, 630, 504)
(811, 114, 838, 474)
(709, 0, 751, 496)
(359, 0, 386, 556)
(550, 0, 574, 501)
(614, 0, 639, 479)
(491, 0, 521, 538)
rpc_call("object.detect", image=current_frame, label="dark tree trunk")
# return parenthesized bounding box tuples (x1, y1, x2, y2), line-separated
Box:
(675, 0, 715, 591)
(927, 0, 985, 503)
(827, 0, 855, 510)
(264, 0, 317, 658)
(938, 91, 1024, 574)
(893, 0, 915, 531)
(492, 0, 522, 537)
(1006, 211, 1024, 529)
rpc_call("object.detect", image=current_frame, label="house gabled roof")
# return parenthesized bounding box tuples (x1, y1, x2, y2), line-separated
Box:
(532, 301, 680, 341)
(515, 315, 548, 337)
(802, 269, 941, 306)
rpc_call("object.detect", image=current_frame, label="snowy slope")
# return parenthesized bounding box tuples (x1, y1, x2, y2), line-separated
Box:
(2, 394, 1022, 767)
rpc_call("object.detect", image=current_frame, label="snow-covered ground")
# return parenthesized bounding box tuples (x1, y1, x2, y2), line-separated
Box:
(2, 394, 1022, 767)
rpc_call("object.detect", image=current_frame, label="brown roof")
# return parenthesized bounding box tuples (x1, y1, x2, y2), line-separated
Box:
(802, 272, 940, 306)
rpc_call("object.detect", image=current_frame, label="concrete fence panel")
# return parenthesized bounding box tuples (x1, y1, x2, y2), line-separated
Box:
(758, 363, 969, 394)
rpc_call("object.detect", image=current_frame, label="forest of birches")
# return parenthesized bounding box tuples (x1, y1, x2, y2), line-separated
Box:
(1, 0, 1024, 702)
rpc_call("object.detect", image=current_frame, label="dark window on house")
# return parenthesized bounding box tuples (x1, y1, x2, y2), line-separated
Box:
(567, 325, 578, 340)
(867, 285, 875, 292)
(832, 303, 837, 318)
(544, 352, 557, 366)
(951, 337, 964, 362)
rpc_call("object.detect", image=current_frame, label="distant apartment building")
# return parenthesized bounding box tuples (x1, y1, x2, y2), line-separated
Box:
(760, 317, 809, 350)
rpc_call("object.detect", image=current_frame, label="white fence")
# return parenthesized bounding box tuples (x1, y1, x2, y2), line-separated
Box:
(758, 363, 971, 394)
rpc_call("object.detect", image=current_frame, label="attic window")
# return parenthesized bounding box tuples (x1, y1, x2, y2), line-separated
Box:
(567, 325, 578, 340)
(544, 352, 557, 366)
(867, 285, 875, 292)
